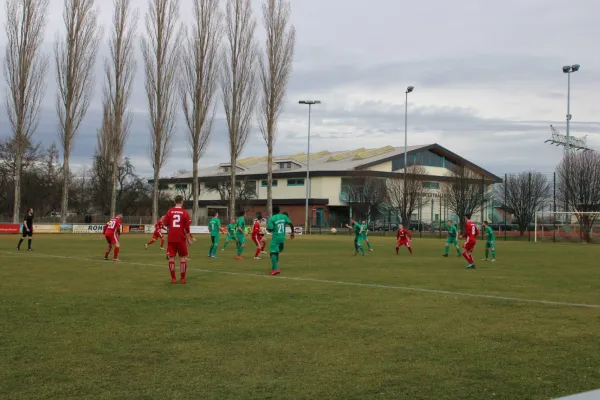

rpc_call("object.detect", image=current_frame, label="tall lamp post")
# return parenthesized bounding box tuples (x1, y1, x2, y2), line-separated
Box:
(403, 86, 414, 224)
(299, 100, 321, 234)
(562, 64, 579, 221)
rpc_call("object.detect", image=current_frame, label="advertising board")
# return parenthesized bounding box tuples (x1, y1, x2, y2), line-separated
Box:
(190, 226, 210, 234)
(60, 224, 73, 233)
(127, 225, 146, 233)
(72, 224, 105, 233)
(32, 224, 61, 233)
(0, 224, 20, 234)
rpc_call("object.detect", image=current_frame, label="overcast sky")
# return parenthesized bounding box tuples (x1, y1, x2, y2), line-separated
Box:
(0, 0, 599, 177)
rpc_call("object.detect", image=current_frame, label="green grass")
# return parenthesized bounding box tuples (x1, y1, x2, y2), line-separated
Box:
(1, 234, 600, 400)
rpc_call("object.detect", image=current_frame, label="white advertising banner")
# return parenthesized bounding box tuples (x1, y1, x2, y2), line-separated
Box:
(72, 224, 105, 233)
(144, 225, 154, 233)
(190, 226, 209, 234)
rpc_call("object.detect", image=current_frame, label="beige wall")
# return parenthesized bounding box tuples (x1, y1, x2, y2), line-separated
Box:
(367, 160, 392, 172)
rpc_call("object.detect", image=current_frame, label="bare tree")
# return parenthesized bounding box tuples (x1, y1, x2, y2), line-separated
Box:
(344, 176, 388, 222)
(221, 0, 258, 218)
(141, 0, 181, 221)
(55, 0, 103, 223)
(442, 165, 492, 229)
(4, 0, 49, 223)
(205, 177, 257, 215)
(258, 0, 295, 218)
(386, 165, 428, 225)
(497, 171, 551, 236)
(557, 151, 600, 242)
(104, 0, 137, 216)
(181, 0, 221, 224)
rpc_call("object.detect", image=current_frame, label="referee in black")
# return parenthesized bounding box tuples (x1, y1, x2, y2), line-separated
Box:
(17, 208, 34, 251)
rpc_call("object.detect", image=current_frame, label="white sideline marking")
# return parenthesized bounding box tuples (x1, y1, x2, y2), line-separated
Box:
(2, 251, 600, 309)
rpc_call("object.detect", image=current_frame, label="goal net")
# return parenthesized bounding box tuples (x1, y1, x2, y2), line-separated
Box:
(534, 211, 600, 243)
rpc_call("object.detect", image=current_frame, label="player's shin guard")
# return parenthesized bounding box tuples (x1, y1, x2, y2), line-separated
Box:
(180, 261, 187, 282)
(168, 260, 176, 280)
(270, 252, 279, 270)
(462, 252, 470, 263)
(114, 247, 120, 259)
(444, 245, 449, 255)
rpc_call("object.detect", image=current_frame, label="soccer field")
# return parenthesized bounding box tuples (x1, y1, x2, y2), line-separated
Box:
(1, 234, 599, 400)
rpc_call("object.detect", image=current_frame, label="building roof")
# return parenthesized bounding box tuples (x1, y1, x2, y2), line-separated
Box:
(162, 143, 502, 183)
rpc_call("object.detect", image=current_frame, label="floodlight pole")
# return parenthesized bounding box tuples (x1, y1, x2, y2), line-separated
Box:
(403, 86, 414, 224)
(562, 64, 579, 221)
(299, 100, 321, 235)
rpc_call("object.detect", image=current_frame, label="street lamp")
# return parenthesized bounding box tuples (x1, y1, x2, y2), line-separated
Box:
(562, 64, 579, 220)
(299, 100, 321, 234)
(403, 86, 414, 225)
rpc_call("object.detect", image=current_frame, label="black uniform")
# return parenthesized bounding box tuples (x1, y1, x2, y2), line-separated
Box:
(22, 214, 33, 237)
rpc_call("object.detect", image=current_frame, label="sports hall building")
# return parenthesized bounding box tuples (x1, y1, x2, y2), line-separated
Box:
(157, 144, 502, 228)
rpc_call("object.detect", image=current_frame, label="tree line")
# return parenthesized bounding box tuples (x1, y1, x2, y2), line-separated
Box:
(3, 0, 294, 225)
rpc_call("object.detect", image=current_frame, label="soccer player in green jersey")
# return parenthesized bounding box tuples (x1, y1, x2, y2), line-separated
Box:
(482, 221, 496, 262)
(266, 206, 295, 275)
(443, 220, 462, 257)
(235, 210, 247, 259)
(208, 211, 221, 258)
(361, 220, 373, 251)
(345, 219, 366, 256)
(222, 218, 236, 251)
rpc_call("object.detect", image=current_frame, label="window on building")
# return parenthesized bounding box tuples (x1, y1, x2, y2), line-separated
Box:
(261, 179, 278, 187)
(174, 183, 188, 190)
(159, 185, 169, 191)
(220, 166, 230, 173)
(423, 181, 440, 190)
(287, 178, 304, 186)
(278, 161, 292, 170)
(246, 181, 257, 196)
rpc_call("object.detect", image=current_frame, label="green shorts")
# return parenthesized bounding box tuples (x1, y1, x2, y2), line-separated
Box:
(236, 233, 245, 245)
(226, 234, 235, 241)
(211, 235, 220, 245)
(486, 240, 495, 248)
(446, 238, 458, 246)
(270, 240, 284, 254)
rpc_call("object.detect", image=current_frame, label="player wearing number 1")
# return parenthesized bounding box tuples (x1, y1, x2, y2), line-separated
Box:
(103, 213, 123, 261)
(266, 206, 294, 275)
(208, 211, 221, 258)
(482, 221, 496, 262)
(461, 213, 479, 269)
(163, 195, 192, 284)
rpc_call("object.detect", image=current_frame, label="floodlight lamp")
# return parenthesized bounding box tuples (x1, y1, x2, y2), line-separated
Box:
(572, 64, 580, 72)
(406, 86, 414, 93)
(562, 66, 571, 73)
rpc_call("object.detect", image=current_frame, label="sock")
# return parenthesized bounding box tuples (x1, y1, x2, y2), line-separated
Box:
(463, 252, 470, 263)
(168, 260, 176, 280)
(254, 247, 260, 257)
(456, 247, 462, 256)
(114, 247, 120, 259)
(367, 241, 372, 250)
(223, 241, 228, 249)
(27, 239, 32, 249)
(485, 249, 489, 259)
(408, 246, 413, 254)
(105, 245, 112, 258)
(270, 253, 279, 270)
(467, 254, 475, 264)
(237, 245, 244, 256)
(147, 239, 155, 245)
(261, 242, 266, 251)
(444, 245, 449, 255)
(208, 245, 214, 256)
(358, 245, 365, 255)
(180, 261, 187, 281)
(396, 246, 399, 255)
(17, 238, 23, 249)
(160, 238, 164, 247)
(492, 250, 496, 259)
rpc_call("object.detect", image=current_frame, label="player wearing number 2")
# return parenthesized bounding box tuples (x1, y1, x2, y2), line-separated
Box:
(461, 213, 479, 269)
(103, 213, 123, 261)
(163, 195, 192, 284)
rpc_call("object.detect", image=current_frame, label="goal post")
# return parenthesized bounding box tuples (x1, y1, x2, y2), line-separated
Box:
(534, 211, 600, 243)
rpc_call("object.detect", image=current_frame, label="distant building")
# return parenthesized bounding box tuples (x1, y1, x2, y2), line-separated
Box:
(155, 143, 502, 227)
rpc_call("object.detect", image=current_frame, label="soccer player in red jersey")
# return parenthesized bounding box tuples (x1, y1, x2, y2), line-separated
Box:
(103, 213, 123, 261)
(396, 224, 413, 255)
(162, 195, 192, 284)
(252, 212, 267, 259)
(145, 217, 166, 250)
(461, 213, 479, 269)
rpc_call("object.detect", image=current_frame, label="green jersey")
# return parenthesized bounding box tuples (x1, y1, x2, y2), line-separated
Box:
(353, 222, 362, 237)
(227, 223, 236, 236)
(209, 217, 221, 236)
(268, 213, 292, 241)
(361, 224, 368, 237)
(485, 226, 495, 241)
(447, 225, 457, 239)
(236, 217, 246, 235)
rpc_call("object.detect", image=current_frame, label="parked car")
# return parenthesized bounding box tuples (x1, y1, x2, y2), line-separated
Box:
(374, 220, 398, 231)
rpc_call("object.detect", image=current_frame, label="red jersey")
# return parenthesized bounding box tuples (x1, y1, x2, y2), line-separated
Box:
(154, 220, 165, 233)
(163, 207, 191, 243)
(252, 220, 262, 236)
(397, 228, 412, 241)
(464, 221, 479, 242)
(104, 218, 121, 236)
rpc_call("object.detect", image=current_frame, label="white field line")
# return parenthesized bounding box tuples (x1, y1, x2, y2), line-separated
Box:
(2, 251, 600, 309)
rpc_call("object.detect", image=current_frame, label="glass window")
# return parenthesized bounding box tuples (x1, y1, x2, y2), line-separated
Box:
(423, 181, 440, 189)
(174, 183, 188, 190)
(287, 179, 304, 186)
(261, 179, 278, 187)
